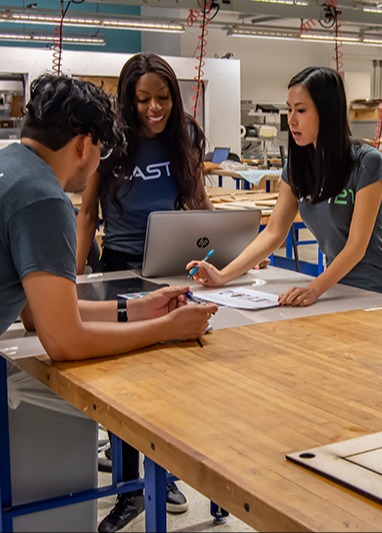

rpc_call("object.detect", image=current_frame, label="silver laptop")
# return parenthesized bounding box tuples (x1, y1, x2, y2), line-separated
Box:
(141, 209, 262, 278)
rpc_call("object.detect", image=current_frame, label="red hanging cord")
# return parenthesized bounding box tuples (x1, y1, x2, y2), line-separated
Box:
(373, 103, 382, 149)
(323, 0, 344, 74)
(52, 16, 64, 75)
(187, 1, 216, 122)
(301, 0, 344, 75)
(300, 17, 317, 33)
(52, 0, 85, 75)
(52, 0, 71, 75)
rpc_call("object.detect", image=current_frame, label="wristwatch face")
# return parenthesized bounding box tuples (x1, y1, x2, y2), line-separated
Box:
(117, 299, 128, 322)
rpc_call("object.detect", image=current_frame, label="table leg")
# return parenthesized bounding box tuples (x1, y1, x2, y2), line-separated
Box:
(210, 501, 229, 524)
(317, 247, 325, 274)
(286, 227, 300, 272)
(144, 456, 167, 533)
(110, 433, 123, 484)
(0, 357, 13, 533)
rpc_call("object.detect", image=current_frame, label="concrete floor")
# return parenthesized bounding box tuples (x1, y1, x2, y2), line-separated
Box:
(96, 425, 256, 533)
(97, 470, 256, 533)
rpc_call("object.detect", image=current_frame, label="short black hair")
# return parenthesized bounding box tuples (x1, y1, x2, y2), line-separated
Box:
(21, 73, 124, 151)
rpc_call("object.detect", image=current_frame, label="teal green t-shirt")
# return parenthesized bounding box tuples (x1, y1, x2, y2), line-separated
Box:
(282, 142, 382, 292)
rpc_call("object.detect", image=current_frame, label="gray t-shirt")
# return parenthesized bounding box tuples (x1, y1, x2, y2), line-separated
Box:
(0, 143, 77, 335)
(282, 142, 382, 292)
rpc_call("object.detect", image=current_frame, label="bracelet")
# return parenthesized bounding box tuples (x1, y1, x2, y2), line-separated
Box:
(117, 299, 128, 322)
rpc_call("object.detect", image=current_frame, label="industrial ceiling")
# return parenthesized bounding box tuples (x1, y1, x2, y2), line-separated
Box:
(1, 0, 382, 46)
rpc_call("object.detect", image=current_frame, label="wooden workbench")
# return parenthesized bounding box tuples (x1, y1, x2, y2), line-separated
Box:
(5, 304, 382, 532)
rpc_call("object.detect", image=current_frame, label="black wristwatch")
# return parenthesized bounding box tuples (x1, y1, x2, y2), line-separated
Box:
(117, 299, 128, 322)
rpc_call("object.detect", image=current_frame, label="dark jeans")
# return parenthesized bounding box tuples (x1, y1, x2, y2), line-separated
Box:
(99, 247, 143, 491)
(98, 247, 143, 273)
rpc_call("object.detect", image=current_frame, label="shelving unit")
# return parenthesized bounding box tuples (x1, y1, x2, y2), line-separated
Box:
(0, 74, 25, 142)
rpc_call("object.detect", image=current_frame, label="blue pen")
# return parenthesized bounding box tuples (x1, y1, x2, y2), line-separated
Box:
(185, 291, 204, 304)
(185, 291, 204, 347)
(188, 249, 215, 279)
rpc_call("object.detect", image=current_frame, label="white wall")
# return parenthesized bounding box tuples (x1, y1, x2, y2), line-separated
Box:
(343, 71, 371, 102)
(180, 24, 382, 105)
(0, 46, 241, 156)
(2, 29, 382, 157)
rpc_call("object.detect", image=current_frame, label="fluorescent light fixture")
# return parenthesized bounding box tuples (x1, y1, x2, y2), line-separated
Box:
(0, 31, 105, 45)
(229, 27, 382, 47)
(363, 38, 382, 45)
(300, 33, 359, 43)
(229, 28, 301, 41)
(0, 10, 185, 34)
(363, 7, 382, 13)
(101, 20, 184, 32)
(249, 0, 308, 4)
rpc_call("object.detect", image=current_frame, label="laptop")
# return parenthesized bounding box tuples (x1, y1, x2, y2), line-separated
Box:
(141, 209, 262, 278)
(211, 147, 230, 164)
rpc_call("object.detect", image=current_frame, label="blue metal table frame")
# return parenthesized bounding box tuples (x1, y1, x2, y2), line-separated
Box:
(217, 174, 275, 191)
(260, 221, 324, 277)
(0, 357, 165, 532)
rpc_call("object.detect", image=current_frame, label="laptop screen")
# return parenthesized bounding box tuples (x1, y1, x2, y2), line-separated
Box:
(211, 147, 230, 164)
(141, 209, 262, 278)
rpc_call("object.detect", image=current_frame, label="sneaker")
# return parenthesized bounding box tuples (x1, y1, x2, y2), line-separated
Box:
(166, 482, 189, 513)
(98, 493, 144, 533)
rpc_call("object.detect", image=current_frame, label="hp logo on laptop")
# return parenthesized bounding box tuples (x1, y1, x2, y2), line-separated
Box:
(196, 237, 209, 248)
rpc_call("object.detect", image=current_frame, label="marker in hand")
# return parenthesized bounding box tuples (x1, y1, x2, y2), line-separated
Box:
(185, 290, 205, 348)
(188, 249, 215, 279)
(185, 291, 204, 304)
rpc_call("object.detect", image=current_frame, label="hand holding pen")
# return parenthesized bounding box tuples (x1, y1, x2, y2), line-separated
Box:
(186, 249, 224, 288)
(185, 290, 214, 347)
(187, 249, 215, 279)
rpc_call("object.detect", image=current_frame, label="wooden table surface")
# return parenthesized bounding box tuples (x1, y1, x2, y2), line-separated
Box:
(11, 307, 382, 532)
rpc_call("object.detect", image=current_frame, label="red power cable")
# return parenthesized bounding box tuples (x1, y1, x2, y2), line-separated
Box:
(187, 1, 215, 122)
(52, 0, 85, 75)
(300, 0, 344, 75)
(324, 0, 344, 74)
(52, 16, 64, 75)
(300, 18, 317, 32)
(373, 103, 382, 149)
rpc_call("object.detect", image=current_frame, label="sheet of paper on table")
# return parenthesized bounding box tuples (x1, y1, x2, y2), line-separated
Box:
(193, 286, 279, 310)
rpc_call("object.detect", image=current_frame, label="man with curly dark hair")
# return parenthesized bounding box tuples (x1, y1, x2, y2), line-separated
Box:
(0, 72, 216, 373)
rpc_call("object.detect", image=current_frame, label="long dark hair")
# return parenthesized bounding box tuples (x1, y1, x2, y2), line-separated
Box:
(287, 66, 353, 204)
(100, 52, 206, 209)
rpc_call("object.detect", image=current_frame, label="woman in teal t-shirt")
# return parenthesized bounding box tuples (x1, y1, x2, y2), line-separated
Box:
(187, 66, 382, 303)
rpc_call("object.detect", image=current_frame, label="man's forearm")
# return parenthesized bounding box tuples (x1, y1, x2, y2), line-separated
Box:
(20, 303, 35, 331)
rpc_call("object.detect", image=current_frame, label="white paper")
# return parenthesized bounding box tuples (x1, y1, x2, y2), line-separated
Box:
(193, 287, 279, 310)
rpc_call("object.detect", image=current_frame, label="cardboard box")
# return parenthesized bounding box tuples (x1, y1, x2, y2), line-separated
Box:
(10, 95, 24, 118)
(349, 108, 380, 121)
(349, 99, 382, 121)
